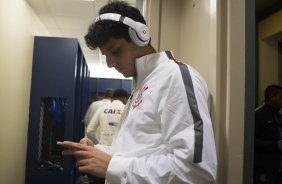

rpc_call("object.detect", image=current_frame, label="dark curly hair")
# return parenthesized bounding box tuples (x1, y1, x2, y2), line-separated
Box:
(264, 84, 282, 101)
(113, 89, 129, 99)
(84, 1, 147, 50)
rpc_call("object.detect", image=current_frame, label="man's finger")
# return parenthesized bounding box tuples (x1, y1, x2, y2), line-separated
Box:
(62, 141, 88, 151)
(75, 150, 93, 158)
(62, 149, 76, 155)
(77, 164, 90, 174)
(76, 158, 92, 167)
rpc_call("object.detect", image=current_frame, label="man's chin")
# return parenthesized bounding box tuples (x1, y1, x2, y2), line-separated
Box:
(119, 70, 135, 78)
(122, 74, 131, 78)
(121, 72, 131, 78)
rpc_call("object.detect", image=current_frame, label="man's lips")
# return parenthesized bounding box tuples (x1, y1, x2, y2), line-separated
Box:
(116, 67, 123, 73)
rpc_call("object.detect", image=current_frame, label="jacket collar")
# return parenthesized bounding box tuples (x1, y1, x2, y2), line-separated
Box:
(264, 103, 280, 112)
(134, 51, 173, 87)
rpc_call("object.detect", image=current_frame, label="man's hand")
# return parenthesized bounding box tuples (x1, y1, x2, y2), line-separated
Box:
(62, 141, 112, 178)
(80, 137, 94, 146)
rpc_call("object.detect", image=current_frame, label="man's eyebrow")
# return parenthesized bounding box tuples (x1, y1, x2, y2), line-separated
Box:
(100, 45, 112, 55)
(108, 44, 121, 53)
(106, 45, 113, 52)
(101, 45, 114, 55)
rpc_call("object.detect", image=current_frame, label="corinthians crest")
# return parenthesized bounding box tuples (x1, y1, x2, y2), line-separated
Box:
(132, 84, 148, 109)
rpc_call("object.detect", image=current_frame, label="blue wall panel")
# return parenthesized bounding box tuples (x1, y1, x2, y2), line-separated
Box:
(89, 77, 132, 96)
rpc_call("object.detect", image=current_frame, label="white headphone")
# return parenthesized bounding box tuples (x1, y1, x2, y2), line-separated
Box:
(95, 13, 150, 47)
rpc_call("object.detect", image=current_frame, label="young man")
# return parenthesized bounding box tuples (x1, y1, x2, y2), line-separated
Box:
(254, 84, 282, 184)
(62, 1, 217, 183)
(86, 89, 129, 146)
(84, 88, 114, 144)
(84, 88, 114, 129)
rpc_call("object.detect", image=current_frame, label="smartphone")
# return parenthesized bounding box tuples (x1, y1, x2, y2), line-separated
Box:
(57, 141, 78, 149)
(57, 141, 64, 146)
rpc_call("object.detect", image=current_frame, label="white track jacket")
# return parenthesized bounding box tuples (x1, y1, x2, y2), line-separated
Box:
(87, 100, 125, 146)
(97, 51, 217, 184)
(84, 99, 111, 127)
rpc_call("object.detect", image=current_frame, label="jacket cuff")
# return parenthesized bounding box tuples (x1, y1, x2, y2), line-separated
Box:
(106, 155, 134, 183)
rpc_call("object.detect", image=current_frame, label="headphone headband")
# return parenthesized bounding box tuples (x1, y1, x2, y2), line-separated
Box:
(95, 13, 121, 22)
(95, 13, 150, 47)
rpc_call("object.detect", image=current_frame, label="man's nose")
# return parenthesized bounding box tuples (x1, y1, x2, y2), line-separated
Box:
(106, 57, 116, 68)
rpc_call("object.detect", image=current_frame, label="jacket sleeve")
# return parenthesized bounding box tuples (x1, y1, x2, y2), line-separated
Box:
(84, 104, 93, 127)
(106, 69, 217, 183)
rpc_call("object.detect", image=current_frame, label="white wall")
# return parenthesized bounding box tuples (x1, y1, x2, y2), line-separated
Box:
(159, 0, 181, 58)
(258, 10, 282, 104)
(0, 0, 49, 183)
(224, 0, 245, 183)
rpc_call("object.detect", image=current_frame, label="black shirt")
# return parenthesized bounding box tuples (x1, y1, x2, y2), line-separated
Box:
(254, 104, 282, 171)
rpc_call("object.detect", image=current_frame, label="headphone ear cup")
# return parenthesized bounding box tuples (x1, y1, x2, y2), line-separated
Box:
(96, 13, 150, 47)
(128, 27, 142, 47)
(128, 27, 150, 47)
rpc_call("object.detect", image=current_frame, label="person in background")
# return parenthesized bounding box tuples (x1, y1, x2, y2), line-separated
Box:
(62, 1, 217, 183)
(86, 89, 128, 184)
(86, 89, 129, 145)
(254, 84, 282, 184)
(83, 88, 114, 143)
(77, 88, 114, 184)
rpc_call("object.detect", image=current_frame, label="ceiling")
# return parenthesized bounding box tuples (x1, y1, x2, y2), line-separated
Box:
(255, 0, 280, 12)
(255, 0, 282, 21)
(26, 0, 135, 77)
(26, 0, 280, 76)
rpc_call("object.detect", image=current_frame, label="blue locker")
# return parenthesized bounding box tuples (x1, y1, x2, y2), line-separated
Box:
(121, 79, 133, 94)
(98, 78, 122, 92)
(25, 36, 89, 184)
(89, 77, 133, 99)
